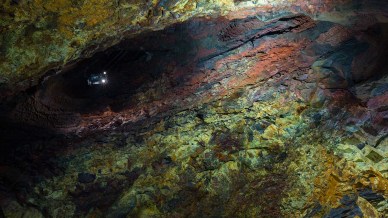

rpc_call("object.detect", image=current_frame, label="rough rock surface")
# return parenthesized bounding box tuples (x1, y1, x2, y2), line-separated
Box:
(1, 0, 387, 96)
(0, 0, 388, 217)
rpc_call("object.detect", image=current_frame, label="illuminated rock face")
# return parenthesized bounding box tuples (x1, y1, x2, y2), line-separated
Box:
(1, 0, 387, 95)
(0, 1, 387, 217)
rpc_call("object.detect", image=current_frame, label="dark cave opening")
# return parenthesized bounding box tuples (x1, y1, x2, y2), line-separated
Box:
(40, 46, 173, 113)
(33, 19, 205, 115)
(39, 48, 159, 113)
(0, 17, 213, 149)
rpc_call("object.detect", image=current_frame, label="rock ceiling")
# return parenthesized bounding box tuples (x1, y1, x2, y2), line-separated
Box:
(1, 0, 386, 95)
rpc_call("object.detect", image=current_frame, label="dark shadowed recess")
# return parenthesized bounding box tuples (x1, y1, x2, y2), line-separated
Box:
(0, 18, 204, 148)
(36, 27, 193, 114)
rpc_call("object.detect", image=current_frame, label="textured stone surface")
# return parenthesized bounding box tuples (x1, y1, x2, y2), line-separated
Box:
(0, 0, 387, 217)
(1, 0, 387, 97)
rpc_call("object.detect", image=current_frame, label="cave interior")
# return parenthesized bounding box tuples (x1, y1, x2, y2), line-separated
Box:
(0, 0, 388, 217)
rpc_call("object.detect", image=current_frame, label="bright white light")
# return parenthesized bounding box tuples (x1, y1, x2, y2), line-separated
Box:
(102, 79, 106, 83)
(103, 71, 106, 74)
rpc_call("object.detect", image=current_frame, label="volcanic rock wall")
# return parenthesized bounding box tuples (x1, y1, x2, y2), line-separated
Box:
(0, 0, 387, 217)
(1, 0, 387, 96)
